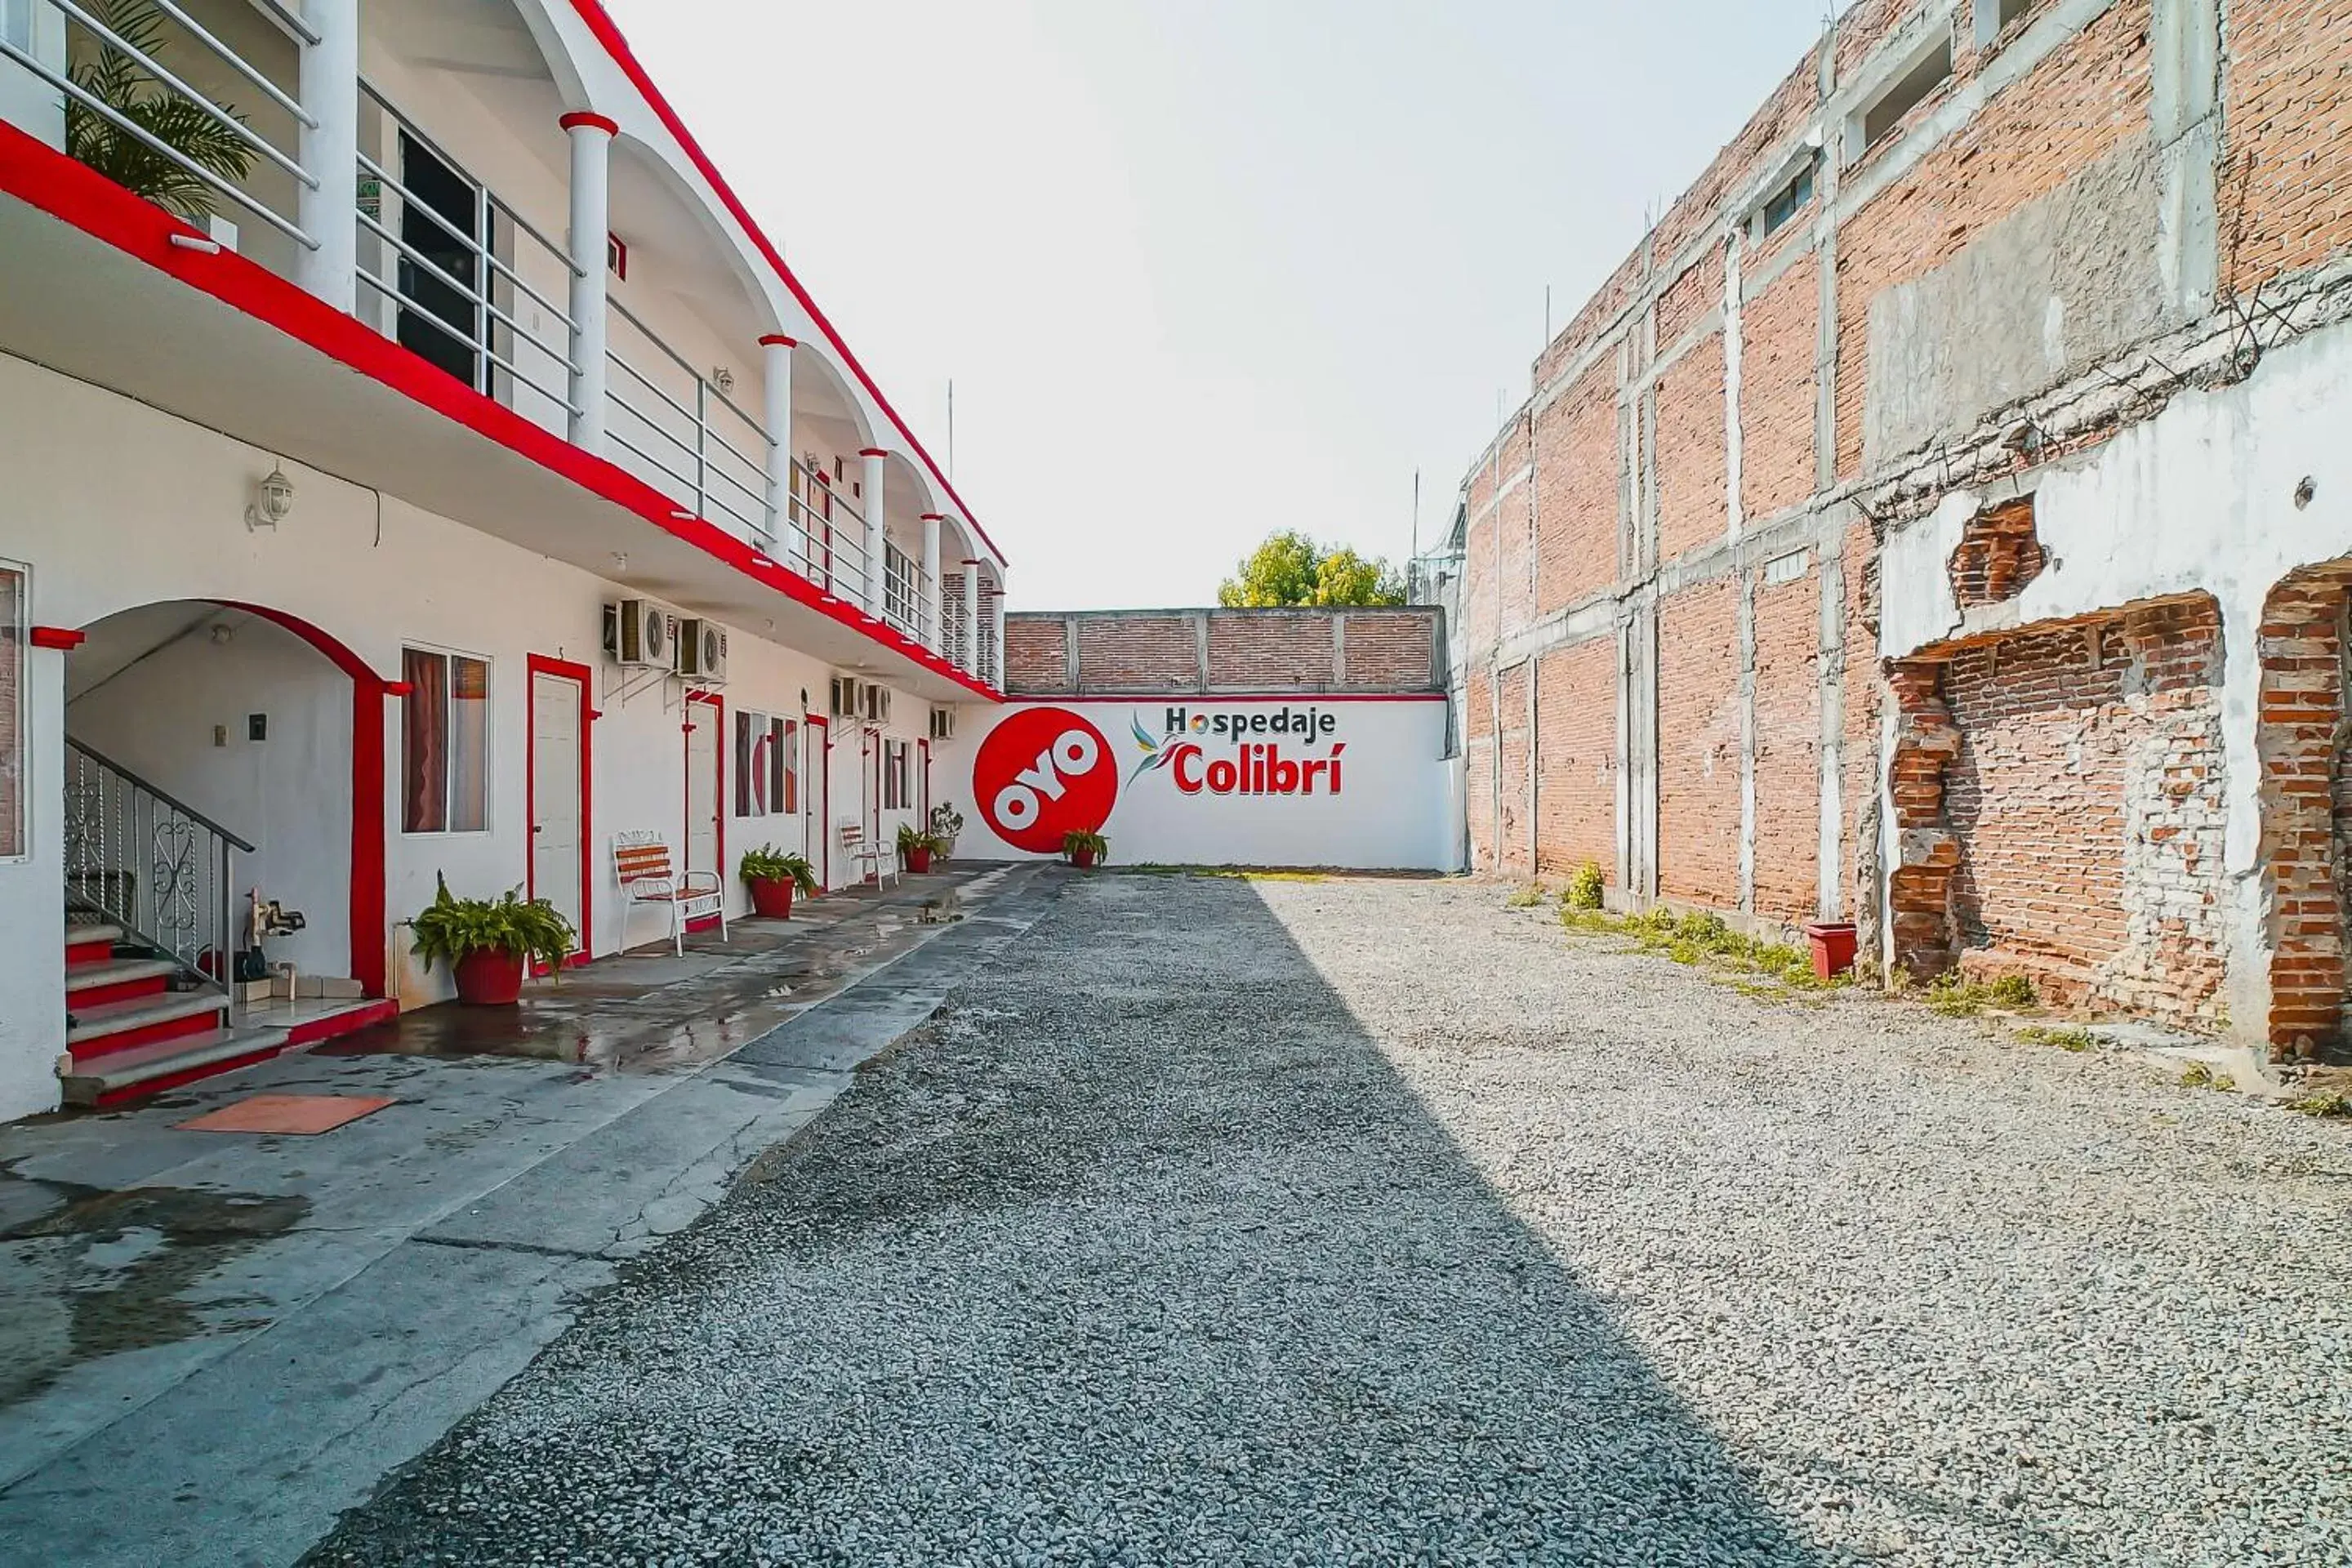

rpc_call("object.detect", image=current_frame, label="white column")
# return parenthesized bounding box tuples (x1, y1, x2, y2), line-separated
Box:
(563, 111, 617, 452)
(860, 448, 889, 616)
(960, 560, 981, 675)
(919, 514, 944, 652)
(759, 333, 797, 552)
(294, 0, 359, 309)
(989, 567, 1008, 687)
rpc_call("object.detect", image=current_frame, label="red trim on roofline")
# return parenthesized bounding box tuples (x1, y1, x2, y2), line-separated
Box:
(564, 0, 1008, 565)
(559, 110, 619, 135)
(0, 118, 1004, 706)
(757, 332, 797, 348)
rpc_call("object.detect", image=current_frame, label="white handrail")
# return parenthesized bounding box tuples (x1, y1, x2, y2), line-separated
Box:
(50, 0, 315, 184)
(140, 0, 316, 126)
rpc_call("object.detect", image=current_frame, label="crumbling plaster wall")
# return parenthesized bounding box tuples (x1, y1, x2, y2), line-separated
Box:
(1878, 317, 2352, 1045)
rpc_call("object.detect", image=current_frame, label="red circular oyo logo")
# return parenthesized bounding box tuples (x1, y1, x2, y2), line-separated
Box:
(973, 707, 1116, 853)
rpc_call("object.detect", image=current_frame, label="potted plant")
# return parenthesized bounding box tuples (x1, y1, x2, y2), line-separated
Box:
(65, 1, 256, 223)
(929, 801, 964, 861)
(896, 823, 941, 874)
(1062, 829, 1108, 870)
(409, 874, 575, 1005)
(740, 844, 819, 919)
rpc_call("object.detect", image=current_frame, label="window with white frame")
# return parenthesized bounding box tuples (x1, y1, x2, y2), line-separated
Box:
(0, 562, 23, 859)
(401, 646, 490, 833)
(2, 2, 30, 50)
(733, 710, 797, 817)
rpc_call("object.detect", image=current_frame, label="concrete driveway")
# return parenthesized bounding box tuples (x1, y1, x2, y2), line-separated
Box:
(299, 874, 2352, 1567)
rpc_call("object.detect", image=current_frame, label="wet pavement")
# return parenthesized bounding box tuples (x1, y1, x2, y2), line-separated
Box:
(0, 861, 1060, 1568)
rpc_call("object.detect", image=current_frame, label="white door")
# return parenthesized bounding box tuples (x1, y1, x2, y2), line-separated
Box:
(684, 700, 720, 882)
(529, 670, 585, 951)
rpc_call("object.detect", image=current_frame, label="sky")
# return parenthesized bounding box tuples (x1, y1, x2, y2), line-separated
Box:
(605, 0, 1834, 611)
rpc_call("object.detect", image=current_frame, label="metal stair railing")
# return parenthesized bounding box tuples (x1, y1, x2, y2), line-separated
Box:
(64, 737, 253, 1005)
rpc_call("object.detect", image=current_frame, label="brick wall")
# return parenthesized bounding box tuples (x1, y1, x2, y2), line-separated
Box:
(1658, 581, 1742, 905)
(1006, 608, 1441, 697)
(1739, 254, 1818, 522)
(1004, 617, 1066, 693)
(2224, 1, 2352, 293)
(1752, 566, 1820, 920)
(1653, 335, 1728, 562)
(1937, 599, 2227, 1021)
(1534, 635, 1615, 880)
(1533, 362, 1619, 609)
(2256, 569, 2352, 1059)
(1498, 662, 1531, 876)
(1466, 665, 1494, 873)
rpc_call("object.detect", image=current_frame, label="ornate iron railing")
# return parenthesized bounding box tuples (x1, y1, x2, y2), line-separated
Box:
(65, 737, 251, 991)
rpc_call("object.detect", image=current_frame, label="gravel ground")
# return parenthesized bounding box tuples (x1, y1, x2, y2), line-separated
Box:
(308, 875, 2352, 1567)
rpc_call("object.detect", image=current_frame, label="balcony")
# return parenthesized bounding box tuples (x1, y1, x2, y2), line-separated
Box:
(0, 0, 1004, 693)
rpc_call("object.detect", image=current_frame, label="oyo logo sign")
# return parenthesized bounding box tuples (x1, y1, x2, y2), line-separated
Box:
(973, 707, 1115, 853)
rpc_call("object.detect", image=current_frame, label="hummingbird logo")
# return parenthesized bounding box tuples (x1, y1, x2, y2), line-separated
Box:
(1129, 714, 1184, 784)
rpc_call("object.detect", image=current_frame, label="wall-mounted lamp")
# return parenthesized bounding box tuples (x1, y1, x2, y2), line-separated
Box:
(246, 466, 295, 531)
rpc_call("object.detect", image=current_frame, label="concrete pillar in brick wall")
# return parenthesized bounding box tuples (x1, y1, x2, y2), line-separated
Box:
(561, 111, 617, 452)
(759, 335, 796, 550)
(918, 514, 944, 652)
(858, 448, 888, 616)
(990, 571, 1008, 688)
(295, 0, 360, 310)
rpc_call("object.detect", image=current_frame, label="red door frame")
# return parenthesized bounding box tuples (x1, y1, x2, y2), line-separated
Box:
(525, 653, 595, 968)
(211, 600, 387, 998)
(807, 713, 830, 889)
(684, 689, 725, 930)
(918, 737, 931, 829)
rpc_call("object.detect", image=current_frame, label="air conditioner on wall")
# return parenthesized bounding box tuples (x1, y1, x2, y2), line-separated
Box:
(863, 684, 892, 724)
(830, 675, 861, 718)
(605, 599, 675, 669)
(929, 707, 955, 742)
(677, 619, 728, 684)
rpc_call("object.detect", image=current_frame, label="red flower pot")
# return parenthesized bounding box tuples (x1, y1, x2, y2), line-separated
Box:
(1071, 847, 1098, 869)
(747, 877, 797, 920)
(453, 948, 526, 1005)
(1803, 921, 1859, 981)
(906, 847, 933, 874)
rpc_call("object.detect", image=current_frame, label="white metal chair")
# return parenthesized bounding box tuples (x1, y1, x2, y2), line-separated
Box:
(838, 820, 898, 888)
(613, 830, 726, 956)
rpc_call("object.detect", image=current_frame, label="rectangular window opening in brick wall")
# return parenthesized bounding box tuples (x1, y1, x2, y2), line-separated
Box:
(1857, 33, 1953, 155)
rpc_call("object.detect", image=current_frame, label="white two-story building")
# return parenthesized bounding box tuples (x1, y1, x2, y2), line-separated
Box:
(0, 0, 1011, 1118)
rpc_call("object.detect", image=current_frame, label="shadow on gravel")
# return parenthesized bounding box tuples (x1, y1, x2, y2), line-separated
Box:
(305, 872, 1827, 1566)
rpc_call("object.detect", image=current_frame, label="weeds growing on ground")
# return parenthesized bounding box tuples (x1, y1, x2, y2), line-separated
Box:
(2178, 1061, 2237, 1090)
(1557, 903, 1842, 997)
(1925, 972, 2039, 1018)
(1504, 884, 1546, 909)
(2288, 1089, 2352, 1118)
(2016, 1024, 2099, 1054)
(1561, 861, 1606, 912)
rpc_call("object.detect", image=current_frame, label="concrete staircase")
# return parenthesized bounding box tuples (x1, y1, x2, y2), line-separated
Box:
(61, 920, 275, 1106)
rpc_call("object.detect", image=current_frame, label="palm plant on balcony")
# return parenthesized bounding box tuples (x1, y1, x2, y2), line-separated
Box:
(65, 0, 256, 221)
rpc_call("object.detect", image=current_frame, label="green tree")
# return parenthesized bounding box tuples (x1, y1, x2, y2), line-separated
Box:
(1218, 531, 1406, 608)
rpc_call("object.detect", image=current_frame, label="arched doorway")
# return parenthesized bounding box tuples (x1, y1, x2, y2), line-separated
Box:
(66, 599, 385, 1000)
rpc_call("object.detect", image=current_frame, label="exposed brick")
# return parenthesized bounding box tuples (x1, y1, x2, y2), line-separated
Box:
(1753, 567, 1821, 920)
(1535, 635, 1616, 880)
(1739, 252, 1818, 521)
(1073, 615, 1198, 693)
(1654, 334, 1728, 561)
(1206, 614, 1332, 691)
(2223, 1, 2352, 293)
(1533, 361, 1619, 609)
(1659, 581, 1742, 905)
(1004, 617, 1067, 694)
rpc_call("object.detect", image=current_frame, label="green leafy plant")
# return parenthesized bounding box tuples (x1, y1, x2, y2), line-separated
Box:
(2017, 1024, 2100, 1054)
(1504, 884, 1545, 909)
(2176, 1059, 2234, 1089)
(2288, 1089, 2352, 1119)
(895, 823, 945, 856)
(1562, 861, 1606, 912)
(409, 874, 573, 972)
(929, 801, 964, 840)
(65, 0, 256, 220)
(1063, 829, 1109, 862)
(739, 844, 818, 896)
(1217, 529, 1406, 608)
(1925, 971, 2037, 1017)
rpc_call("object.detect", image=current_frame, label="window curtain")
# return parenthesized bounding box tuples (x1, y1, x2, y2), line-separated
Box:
(403, 648, 448, 832)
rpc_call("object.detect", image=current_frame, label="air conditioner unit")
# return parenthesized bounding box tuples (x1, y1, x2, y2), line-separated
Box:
(677, 619, 728, 684)
(862, 684, 892, 724)
(830, 675, 861, 718)
(605, 599, 675, 669)
(929, 707, 956, 742)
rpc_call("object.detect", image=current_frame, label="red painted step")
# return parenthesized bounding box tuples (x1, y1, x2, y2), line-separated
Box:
(66, 991, 230, 1063)
(65, 958, 178, 1011)
(66, 922, 123, 968)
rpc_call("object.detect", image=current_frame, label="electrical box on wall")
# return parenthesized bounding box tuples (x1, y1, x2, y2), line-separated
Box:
(248, 713, 266, 742)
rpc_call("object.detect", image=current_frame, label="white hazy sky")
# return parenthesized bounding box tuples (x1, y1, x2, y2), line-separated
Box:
(606, 0, 1831, 610)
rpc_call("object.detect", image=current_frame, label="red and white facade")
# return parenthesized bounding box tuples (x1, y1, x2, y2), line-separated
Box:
(0, 0, 1009, 1119)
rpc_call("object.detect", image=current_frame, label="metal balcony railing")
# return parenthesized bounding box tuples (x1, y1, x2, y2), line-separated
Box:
(882, 541, 931, 644)
(2, 0, 321, 251)
(606, 297, 774, 546)
(354, 82, 581, 425)
(786, 466, 874, 611)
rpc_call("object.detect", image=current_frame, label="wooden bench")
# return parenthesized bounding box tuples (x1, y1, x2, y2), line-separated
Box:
(838, 820, 898, 889)
(614, 831, 727, 956)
